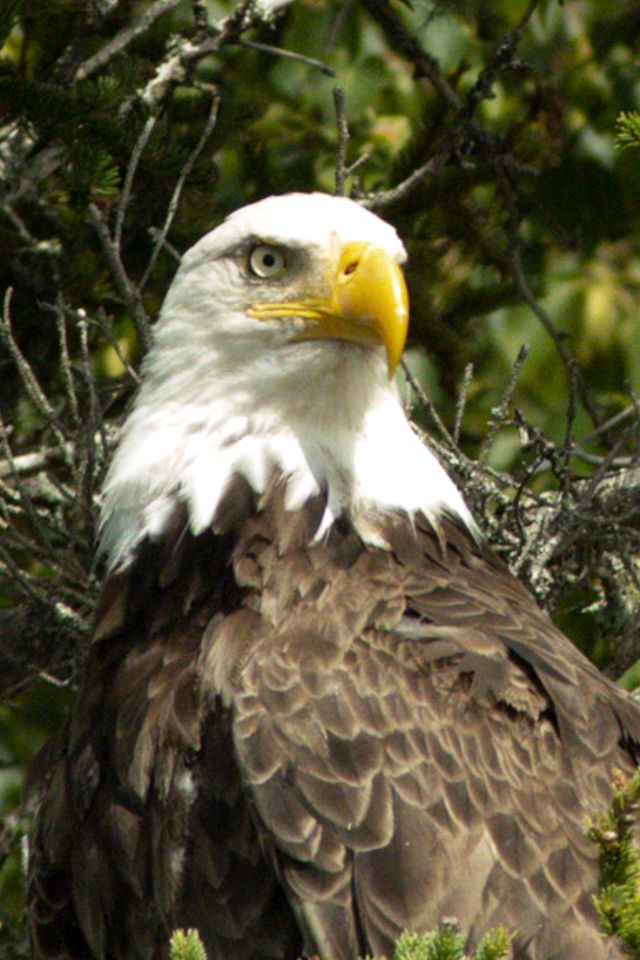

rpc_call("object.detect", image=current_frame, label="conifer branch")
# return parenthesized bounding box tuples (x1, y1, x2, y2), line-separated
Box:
(616, 112, 640, 151)
(74, 0, 185, 83)
(587, 769, 640, 955)
(170, 929, 208, 960)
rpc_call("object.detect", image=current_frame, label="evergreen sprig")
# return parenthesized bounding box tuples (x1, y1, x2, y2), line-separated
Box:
(587, 768, 640, 956)
(474, 927, 512, 960)
(169, 929, 208, 960)
(393, 922, 512, 960)
(167, 923, 514, 960)
(616, 112, 640, 151)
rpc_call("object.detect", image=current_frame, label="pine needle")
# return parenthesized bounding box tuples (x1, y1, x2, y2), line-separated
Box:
(170, 929, 208, 960)
(616, 112, 640, 151)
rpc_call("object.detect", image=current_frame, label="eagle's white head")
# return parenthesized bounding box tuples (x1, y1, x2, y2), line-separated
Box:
(100, 193, 473, 569)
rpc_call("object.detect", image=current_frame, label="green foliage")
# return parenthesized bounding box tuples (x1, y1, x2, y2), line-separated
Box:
(616, 112, 640, 151)
(168, 924, 513, 960)
(393, 923, 512, 960)
(167, 925, 514, 960)
(587, 770, 640, 956)
(395, 925, 465, 960)
(170, 929, 208, 960)
(474, 928, 512, 960)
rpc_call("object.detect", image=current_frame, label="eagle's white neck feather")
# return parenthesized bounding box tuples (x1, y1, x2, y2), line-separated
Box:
(99, 194, 475, 570)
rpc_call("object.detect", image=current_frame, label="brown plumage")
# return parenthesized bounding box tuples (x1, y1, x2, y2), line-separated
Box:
(28, 481, 640, 960)
(26, 194, 640, 960)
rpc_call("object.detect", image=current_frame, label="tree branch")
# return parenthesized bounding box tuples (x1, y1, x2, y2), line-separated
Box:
(73, 0, 185, 83)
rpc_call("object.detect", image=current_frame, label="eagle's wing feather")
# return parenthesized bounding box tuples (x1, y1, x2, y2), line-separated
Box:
(28, 488, 637, 960)
(27, 500, 303, 960)
(220, 498, 637, 960)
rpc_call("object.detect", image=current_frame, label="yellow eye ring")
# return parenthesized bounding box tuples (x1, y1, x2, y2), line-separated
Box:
(248, 244, 286, 279)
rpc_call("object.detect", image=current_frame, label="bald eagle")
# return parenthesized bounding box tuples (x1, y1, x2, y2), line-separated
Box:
(28, 193, 640, 960)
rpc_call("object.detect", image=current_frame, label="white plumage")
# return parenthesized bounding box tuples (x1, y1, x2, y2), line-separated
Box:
(100, 193, 473, 570)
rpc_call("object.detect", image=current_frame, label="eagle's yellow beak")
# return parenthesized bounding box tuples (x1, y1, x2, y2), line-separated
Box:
(247, 242, 409, 376)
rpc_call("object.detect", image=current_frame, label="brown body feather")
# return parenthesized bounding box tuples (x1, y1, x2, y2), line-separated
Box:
(27, 479, 640, 960)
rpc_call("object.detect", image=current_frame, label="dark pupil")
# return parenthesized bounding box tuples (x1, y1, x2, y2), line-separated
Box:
(262, 252, 276, 268)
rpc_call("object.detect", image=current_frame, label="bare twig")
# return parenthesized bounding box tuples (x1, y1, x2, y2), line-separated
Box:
(76, 310, 104, 530)
(93, 308, 142, 385)
(454, 0, 539, 127)
(52, 299, 81, 430)
(1, 291, 57, 427)
(508, 232, 601, 426)
(571, 449, 637, 468)
(119, 0, 290, 116)
(361, 0, 460, 111)
(363, 0, 543, 212)
(478, 344, 530, 464)
(333, 87, 350, 197)
(363, 154, 442, 210)
(147, 229, 183, 267)
(115, 115, 158, 251)
(558, 362, 579, 503)
(140, 92, 220, 290)
(328, 0, 356, 50)
(238, 39, 335, 76)
(579, 404, 638, 446)
(0, 518, 89, 603)
(401, 359, 453, 446)
(495, 166, 602, 427)
(0, 553, 51, 611)
(73, 0, 184, 83)
(89, 203, 152, 351)
(1, 289, 76, 478)
(0, 413, 57, 551)
(0, 448, 69, 480)
(2, 203, 39, 247)
(453, 363, 474, 447)
(343, 151, 371, 180)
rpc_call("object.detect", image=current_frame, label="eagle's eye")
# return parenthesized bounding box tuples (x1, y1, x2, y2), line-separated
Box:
(248, 244, 287, 279)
